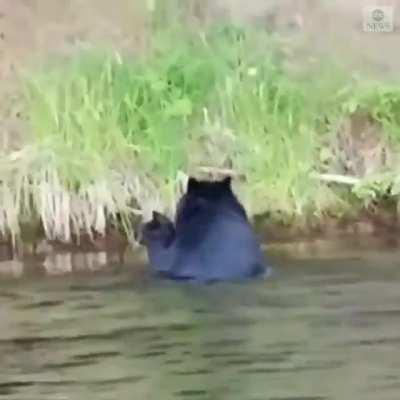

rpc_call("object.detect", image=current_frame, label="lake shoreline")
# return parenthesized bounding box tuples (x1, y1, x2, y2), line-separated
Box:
(1, 207, 399, 262)
(2, 4, 400, 263)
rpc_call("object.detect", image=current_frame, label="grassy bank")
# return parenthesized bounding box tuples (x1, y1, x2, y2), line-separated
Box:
(2, 8, 400, 245)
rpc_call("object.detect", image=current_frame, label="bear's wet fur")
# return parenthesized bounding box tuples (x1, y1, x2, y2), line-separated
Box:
(139, 176, 268, 282)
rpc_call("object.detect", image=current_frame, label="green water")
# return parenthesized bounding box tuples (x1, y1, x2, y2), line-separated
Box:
(1, 244, 400, 400)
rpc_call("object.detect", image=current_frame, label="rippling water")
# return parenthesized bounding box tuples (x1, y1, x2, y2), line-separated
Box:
(1, 244, 400, 400)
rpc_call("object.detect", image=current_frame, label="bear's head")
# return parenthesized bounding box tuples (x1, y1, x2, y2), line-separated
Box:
(175, 176, 246, 223)
(186, 176, 233, 201)
(138, 211, 175, 247)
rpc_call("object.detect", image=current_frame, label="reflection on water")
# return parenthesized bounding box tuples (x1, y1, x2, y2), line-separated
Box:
(1, 242, 400, 400)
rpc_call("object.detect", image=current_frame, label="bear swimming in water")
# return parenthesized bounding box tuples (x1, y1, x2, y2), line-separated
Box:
(139, 177, 268, 282)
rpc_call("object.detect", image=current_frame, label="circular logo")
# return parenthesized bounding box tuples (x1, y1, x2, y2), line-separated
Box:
(372, 8, 385, 22)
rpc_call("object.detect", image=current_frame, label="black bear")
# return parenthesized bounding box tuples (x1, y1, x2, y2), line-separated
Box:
(139, 176, 269, 282)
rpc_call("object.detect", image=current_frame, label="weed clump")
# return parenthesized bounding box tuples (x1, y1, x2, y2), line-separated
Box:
(2, 18, 400, 242)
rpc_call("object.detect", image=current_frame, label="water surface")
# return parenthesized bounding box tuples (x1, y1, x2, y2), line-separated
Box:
(1, 243, 400, 400)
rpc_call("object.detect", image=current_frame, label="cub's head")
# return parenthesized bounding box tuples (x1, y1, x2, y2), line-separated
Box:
(137, 211, 175, 247)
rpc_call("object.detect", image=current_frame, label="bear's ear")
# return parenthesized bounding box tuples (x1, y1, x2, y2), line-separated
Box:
(152, 210, 161, 220)
(221, 176, 232, 189)
(152, 211, 170, 225)
(187, 177, 199, 193)
(151, 211, 161, 227)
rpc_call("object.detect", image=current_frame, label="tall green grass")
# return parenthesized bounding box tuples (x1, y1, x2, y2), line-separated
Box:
(2, 19, 400, 242)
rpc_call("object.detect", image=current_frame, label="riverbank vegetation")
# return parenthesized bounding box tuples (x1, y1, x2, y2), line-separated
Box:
(2, 1, 400, 247)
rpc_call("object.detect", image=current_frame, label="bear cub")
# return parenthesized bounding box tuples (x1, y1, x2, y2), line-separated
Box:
(139, 176, 269, 282)
(138, 211, 175, 274)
